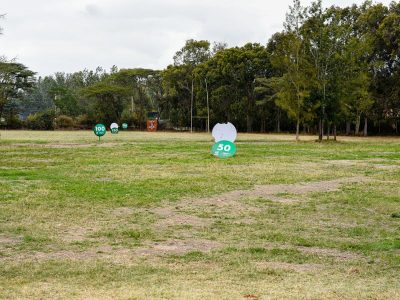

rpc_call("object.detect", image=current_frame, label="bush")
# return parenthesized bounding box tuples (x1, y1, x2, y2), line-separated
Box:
(75, 114, 96, 129)
(26, 110, 55, 130)
(0, 115, 23, 129)
(55, 115, 75, 129)
(120, 110, 135, 129)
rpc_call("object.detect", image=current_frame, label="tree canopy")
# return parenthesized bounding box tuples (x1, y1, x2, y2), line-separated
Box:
(2, 1, 400, 137)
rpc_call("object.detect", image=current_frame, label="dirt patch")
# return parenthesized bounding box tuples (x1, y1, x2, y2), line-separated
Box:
(252, 177, 369, 198)
(156, 214, 212, 228)
(152, 207, 212, 228)
(372, 164, 400, 170)
(94, 177, 114, 182)
(1, 238, 221, 263)
(0, 245, 138, 264)
(30, 158, 55, 163)
(233, 218, 257, 225)
(152, 207, 175, 217)
(59, 226, 98, 242)
(150, 177, 372, 224)
(47, 143, 121, 149)
(264, 195, 298, 203)
(11, 143, 120, 149)
(255, 261, 322, 272)
(296, 246, 362, 261)
(325, 160, 362, 167)
(0, 235, 21, 245)
(182, 176, 370, 205)
(111, 207, 135, 216)
(325, 160, 400, 170)
(257, 243, 363, 261)
(137, 239, 221, 255)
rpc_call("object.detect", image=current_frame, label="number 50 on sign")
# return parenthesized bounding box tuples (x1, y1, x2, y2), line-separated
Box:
(211, 140, 236, 158)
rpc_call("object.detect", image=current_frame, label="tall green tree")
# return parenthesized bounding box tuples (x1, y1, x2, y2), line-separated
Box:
(199, 44, 270, 132)
(302, 1, 348, 140)
(80, 82, 130, 125)
(172, 39, 211, 131)
(0, 61, 35, 121)
(270, 0, 313, 140)
(113, 68, 157, 128)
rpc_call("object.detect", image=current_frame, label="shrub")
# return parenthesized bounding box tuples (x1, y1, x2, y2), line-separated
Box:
(75, 114, 96, 129)
(0, 115, 23, 129)
(120, 110, 135, 128)
(26, 110, 55, 130)
(55, 115, 75, 129)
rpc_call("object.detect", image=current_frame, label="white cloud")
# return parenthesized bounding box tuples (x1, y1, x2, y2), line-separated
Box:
(0, 0, 393, 76)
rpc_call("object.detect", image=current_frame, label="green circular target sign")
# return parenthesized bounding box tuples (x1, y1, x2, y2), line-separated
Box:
(110, 123, 119, 134)
(94, 124, 106, 137)
(211, 140, 236, 158)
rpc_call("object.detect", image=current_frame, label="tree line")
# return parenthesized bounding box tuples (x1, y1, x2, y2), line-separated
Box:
(1, 0, 400, 139)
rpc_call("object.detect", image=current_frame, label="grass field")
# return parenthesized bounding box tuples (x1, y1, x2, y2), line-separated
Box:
(0, 130, 399, 299)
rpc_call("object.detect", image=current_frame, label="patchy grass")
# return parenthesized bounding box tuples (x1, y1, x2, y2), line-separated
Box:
(0, 130, 399, 299)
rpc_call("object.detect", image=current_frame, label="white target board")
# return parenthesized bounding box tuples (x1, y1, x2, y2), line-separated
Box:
(212, 122, 237, 143)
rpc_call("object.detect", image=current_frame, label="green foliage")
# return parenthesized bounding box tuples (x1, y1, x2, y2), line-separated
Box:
(3, 1, 400, 136)
(0, 60, 35, 122)
(269, 0, 314, 139)
(112, 68, 159, 128)
(26, 110, 55, 130)
(198, 43, 270, 132)
(80, 82, 130, 125)
(0, 114, 23, 129)
(75, 114, 96, 129)
(54, 115, 75, 129)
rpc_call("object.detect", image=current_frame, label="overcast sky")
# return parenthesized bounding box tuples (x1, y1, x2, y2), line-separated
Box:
(0, 0, 393, 76)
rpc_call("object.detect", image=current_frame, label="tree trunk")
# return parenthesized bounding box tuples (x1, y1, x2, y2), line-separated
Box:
(260, 119, 266, 133)
(363, 117, 368, 137)
(327, 123, 330, 140)
(322, 119, 324, 138)
(346, 121, 351, 135)
(247, 115, 252, 133)
(296, 117, 300, 141)
(355, 115, 361, 135)
(276, 109, 281, 133)
(333, 123, 337, 141)
(318, 118, 323, 141)
(246, 86, 255, 133)
(246, 95, 253, 133)
(190, 79, 194, 133)
(205, 78, 210, 133)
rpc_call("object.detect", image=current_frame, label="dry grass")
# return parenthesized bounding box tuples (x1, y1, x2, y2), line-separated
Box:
(1, 130, 399, 299)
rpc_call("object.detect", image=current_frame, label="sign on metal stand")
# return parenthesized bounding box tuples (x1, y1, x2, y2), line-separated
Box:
(110, 123, 119, 134)
(94, 124, 106, 141)
(211, 122, 238, 158)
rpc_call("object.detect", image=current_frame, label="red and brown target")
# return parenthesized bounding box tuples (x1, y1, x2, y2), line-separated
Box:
(147, 120, 158, 132)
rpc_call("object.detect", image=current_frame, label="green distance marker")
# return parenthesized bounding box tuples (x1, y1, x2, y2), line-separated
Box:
(122, 123, 128, 129)
(94, 124, 106, 141)
(110, 123, 119, 134)
(211, 140, 236, 158)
